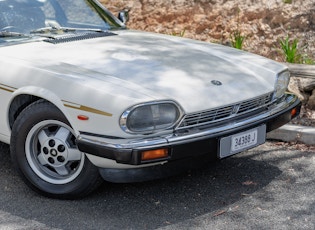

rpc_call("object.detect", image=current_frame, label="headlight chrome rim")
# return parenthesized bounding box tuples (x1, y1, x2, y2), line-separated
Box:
(120, 101, 184, 134)
(273, 70, 290, 100)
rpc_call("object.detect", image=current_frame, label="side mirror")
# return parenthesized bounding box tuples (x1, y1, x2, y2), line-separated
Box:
(118, 8, 130, 25)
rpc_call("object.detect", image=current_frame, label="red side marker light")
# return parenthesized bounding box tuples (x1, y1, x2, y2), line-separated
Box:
(78, 115, 89, 121)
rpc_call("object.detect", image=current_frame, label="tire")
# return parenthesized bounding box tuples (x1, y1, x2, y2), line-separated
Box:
(10, 100, 103, 199)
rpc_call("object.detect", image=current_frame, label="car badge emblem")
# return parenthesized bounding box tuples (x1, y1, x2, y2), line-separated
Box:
(211, 80, 222, 86)
(231, 105, 241, 114)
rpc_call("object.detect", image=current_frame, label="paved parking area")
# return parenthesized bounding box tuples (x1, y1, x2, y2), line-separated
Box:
(0, 141, 314, 229)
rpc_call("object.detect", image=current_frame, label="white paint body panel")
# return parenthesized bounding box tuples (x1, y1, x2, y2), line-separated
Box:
(0, 30, 287, 143)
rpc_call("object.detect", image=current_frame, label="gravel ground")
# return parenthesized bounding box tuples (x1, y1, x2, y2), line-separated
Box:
(158, 141, 315, 230)
(290, 106, 315, 127)
(1, 140, 314, 229)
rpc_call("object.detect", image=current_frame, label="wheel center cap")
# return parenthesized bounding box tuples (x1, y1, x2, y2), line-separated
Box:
(50, 149, 58, 157)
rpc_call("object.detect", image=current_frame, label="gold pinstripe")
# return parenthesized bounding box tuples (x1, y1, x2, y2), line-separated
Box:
(0, 84, 16, 92)
(63, 102, 112, 117)
(0, 83, 112, 117)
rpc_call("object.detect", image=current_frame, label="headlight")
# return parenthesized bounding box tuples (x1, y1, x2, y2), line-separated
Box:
(273, 70, 290, 100)
(120, 101, 182, 134)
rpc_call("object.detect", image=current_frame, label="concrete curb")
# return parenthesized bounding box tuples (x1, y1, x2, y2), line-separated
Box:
(267, 124, 315, 145)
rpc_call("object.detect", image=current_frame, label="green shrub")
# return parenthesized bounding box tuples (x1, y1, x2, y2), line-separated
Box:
(231, 30, 245, 50)
(279, 36, 314, 64)
(170, 29, 186, 37)
(230, 7, 246, 50)
(279, 36, 301, 63)
(283, 0, 292, 4)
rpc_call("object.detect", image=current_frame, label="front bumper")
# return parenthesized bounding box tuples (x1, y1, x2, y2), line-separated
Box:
(77, 94, 301, 167)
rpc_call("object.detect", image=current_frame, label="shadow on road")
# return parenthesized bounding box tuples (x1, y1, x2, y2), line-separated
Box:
(0, 142, 282, 229)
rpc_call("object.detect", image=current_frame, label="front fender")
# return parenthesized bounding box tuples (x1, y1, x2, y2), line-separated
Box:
(9, 86, 79, 135)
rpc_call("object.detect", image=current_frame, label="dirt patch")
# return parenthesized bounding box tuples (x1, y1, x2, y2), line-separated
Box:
(103, 0, 315, 62)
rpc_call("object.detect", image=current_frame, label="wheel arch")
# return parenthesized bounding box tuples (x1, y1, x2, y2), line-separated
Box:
(8, 87, 76, 133)
(9, 99, 103, 198)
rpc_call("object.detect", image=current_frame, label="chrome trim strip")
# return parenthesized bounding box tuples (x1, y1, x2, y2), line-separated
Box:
(170, 97, 292, 143)
(177, 93, 273, 130)
(78, 94, 299, 151)
(119, 100, 185, 134)
(79, 131, 125, 140)
(78, 135, 169, 150)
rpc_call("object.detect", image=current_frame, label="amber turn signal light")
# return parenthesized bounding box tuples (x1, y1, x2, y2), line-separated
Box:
(291, 108, 297, 118)
(141, 149, 169, 161)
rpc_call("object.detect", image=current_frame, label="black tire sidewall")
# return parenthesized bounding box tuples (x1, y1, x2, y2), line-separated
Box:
(10, 100, 101, 199)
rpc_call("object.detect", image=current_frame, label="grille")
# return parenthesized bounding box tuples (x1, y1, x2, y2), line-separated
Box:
(177, 93, 273, 129)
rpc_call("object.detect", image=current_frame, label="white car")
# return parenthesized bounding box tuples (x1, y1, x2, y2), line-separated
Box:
(0, 0, 301, 199)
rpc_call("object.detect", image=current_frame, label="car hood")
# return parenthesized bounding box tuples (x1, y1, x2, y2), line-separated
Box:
(1, 30, 287, 113)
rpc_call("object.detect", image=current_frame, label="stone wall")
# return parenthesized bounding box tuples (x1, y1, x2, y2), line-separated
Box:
(287, 64, 315, 109)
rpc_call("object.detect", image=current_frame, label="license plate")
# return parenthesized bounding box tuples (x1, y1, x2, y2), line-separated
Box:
(219, 125, 266, 158)
(231, 129, 257, 152)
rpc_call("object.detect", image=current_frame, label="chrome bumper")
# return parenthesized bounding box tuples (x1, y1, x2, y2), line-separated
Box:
(77, 94, 301, 165)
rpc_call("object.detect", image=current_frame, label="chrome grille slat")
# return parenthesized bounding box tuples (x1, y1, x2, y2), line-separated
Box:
(177, 93, 272, 129)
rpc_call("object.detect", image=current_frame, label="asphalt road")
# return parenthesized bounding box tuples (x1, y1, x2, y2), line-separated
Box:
(0, 141, 314, 230)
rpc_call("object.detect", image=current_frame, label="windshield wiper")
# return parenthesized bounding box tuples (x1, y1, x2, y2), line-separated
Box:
(30, 26, 103, 34)
(0, 31, 28, 38)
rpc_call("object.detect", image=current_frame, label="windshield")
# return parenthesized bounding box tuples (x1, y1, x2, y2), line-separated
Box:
(0, 0, 123, 35)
